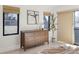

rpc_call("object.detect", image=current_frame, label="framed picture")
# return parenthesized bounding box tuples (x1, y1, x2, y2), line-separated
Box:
(27, 10, 39, 24)
(3, 12, 19, 36)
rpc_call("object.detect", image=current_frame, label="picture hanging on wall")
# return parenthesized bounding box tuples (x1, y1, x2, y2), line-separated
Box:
(27, 10, 39, 24)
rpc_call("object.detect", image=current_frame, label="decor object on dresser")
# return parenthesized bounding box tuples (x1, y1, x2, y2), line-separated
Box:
(50, 14, 56, 42)
(3, 5, 20, 36)
(27, 10, 39, 24)
(20, 30, 48, 51)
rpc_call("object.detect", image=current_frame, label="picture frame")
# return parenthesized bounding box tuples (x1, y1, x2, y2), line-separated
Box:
(3, 12, 19, 36)
(27, 10, 39, 24)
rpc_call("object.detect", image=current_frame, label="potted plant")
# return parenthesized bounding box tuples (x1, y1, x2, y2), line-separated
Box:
(50, 14, 56, 42)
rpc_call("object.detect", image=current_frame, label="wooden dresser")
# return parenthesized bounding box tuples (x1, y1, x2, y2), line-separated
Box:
(20, 30, 48, 51)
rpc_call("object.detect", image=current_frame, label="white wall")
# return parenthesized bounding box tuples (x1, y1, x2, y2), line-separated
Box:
(0, 5, 53, 53)
(53, 5, 79, 12)
(0, 5, 20, 53)
(19, 5, 53, 30)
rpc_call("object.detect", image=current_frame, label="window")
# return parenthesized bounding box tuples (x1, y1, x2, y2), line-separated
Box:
(74, 11, 79, 27)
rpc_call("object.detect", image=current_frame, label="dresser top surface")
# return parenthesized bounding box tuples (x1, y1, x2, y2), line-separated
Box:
(21, 30, 48, 33)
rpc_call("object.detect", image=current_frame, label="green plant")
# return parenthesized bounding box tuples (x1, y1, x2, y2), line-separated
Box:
(50, 15, 56, 37)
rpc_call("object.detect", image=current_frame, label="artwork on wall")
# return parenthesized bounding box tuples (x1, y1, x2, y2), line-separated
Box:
(3, 12, 19, 36)
(27, 10, 39, 24)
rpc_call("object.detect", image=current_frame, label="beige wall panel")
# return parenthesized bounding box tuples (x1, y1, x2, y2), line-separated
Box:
(57, 11, 73, 44)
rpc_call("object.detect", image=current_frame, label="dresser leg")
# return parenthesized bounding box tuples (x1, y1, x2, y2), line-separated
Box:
(20, 42, 23, 48)
(24, 47, 26, 51)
